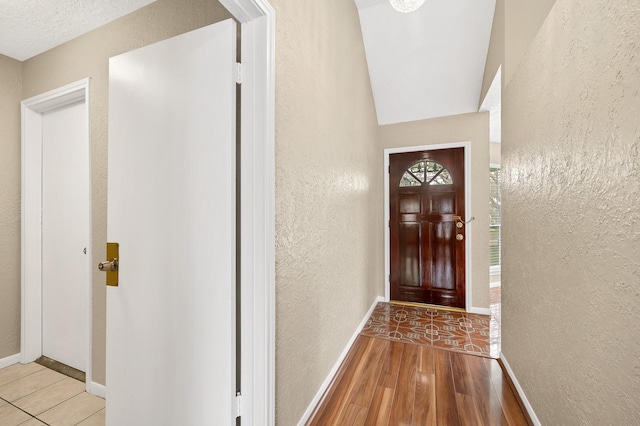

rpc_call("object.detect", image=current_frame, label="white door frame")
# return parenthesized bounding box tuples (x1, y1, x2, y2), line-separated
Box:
(216, 1, 276, 423)
(383, 142, 472, 311)
(21, 79, 93, 390)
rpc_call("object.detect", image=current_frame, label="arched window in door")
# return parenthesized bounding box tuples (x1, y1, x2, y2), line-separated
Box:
(399, 160, 453, 187)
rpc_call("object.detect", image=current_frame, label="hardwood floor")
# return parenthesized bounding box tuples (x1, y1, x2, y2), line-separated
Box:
(307, 335, 529, 426)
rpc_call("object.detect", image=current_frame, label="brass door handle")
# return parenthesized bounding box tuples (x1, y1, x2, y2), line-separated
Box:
(98, 259, 118, 271)
(453, 215, 475, 225)
(456, 234, 464, 241)
(100, 242, 119, 286)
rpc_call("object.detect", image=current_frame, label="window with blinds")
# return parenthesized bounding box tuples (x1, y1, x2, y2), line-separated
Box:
(489, 167, 501, 273)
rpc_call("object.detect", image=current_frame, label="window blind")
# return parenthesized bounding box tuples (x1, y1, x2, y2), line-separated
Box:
(489, 167, 501, 270)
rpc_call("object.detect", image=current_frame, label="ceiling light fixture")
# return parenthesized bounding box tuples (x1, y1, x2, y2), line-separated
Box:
(389, 0, 425, 13)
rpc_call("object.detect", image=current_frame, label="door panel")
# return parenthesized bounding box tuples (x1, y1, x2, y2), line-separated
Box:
(389, 148, 466, 307)
(430, 221, 455, 290)
(429, 192, 455, 214)
(106, 20, 237, 425)
(399, 222, 421, 287)
(41, 101, 89, 372)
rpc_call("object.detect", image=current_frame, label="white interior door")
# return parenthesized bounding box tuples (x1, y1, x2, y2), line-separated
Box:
(41, 100, 90, 372)
(106, 19, 237, 425)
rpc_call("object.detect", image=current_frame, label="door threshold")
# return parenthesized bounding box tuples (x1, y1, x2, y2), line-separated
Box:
(390, 300, 466, 313)
(35, 356, 85, 383)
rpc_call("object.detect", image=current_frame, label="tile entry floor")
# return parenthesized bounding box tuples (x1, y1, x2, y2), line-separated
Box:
(0, 363, 104, 426)
(361, 293, 501, 359)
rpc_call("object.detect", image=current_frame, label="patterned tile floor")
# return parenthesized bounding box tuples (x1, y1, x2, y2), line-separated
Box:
(361, 286, 501, 358)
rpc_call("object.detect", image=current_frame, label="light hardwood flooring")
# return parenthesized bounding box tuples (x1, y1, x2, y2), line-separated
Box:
(0, 363, 104, 426)
(307, 335, 530, 425)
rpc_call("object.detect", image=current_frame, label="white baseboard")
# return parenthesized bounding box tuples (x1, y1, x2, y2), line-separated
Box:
(89, 382, 106, 399)
(0, 354, 20, 369)
(297, 296, 384, 426)
(468, 307, 491, 315)
(499, 353, 541, 426)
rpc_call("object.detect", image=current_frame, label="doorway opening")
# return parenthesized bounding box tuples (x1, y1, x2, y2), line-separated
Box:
(481, 66, 502, 352)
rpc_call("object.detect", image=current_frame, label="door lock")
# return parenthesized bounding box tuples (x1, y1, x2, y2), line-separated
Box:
(99, 242, 119, 286)
(456, 234, 464, 241)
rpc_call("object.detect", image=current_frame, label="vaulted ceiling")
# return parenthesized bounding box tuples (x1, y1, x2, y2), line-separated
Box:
(355, 0, 496, 125)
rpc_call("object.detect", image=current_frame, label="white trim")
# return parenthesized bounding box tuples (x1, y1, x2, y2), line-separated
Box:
(384, 142, 473, 310)
(0, 354, 20, 369)
(218, 1, 276, 424)
(468, 307, 491, 315)
(89, 382, 106, 399)
(499, 353, 542, 426)
(297, 296, 384, 426)
(21, 79, 93, 392)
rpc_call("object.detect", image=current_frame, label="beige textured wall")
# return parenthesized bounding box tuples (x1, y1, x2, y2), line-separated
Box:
(0, 55, 22, 359)
(504, 0, 556, 85)
(21, 0, 232, 385)
(490, 141, 501, 165)
(379, 112, 491, 310)
(502, 0, 640, 423)
(479, 0, 504, 107)
(271, 0, 381, 423)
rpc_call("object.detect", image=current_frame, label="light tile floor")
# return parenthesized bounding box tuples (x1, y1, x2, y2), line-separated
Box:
(0, 363, 104, 426)
(361, 285, 502, 358)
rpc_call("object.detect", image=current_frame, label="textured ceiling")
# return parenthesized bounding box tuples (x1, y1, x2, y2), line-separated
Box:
(355, 0, 496, 125)
(0, 0, 156, 61)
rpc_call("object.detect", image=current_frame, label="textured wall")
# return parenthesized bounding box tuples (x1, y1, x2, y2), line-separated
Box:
(271, 0, 381, 423)
(504, 0, 556, 85)
(502, 0, 640, 423)
(21, 0, 232, 385)
(379, 112, 491, 310)
(0, 55, 22, 359)
(490, 141, 501, 165)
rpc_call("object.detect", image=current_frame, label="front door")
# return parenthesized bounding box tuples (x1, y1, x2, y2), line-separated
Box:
(389, 148, 466, 308)
(106, 20, 237, 425)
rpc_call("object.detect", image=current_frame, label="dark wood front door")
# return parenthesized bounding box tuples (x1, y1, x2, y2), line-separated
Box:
(389, 148, 466, 308)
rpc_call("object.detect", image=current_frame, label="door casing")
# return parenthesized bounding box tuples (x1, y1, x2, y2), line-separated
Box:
(384, 142, 472, 311)
(220, 1, 276, 422)
(21, 79, 93, 391)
